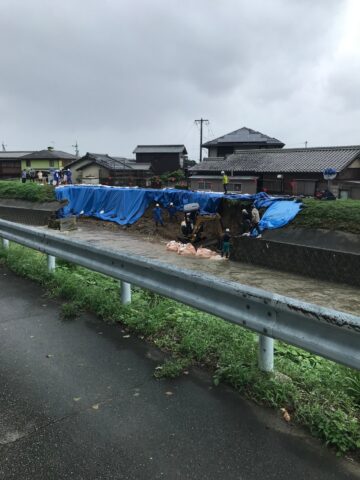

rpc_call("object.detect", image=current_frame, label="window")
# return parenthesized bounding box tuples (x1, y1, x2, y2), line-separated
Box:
(26, 159, 31, 167)
(227, 183, 241, 191)
(295, 180, 316, 196)
(263, 179, 282, 193)
(49, 160, 55, 167)
(198, 182, 212, 190)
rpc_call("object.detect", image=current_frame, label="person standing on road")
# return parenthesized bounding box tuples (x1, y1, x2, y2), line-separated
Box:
(153, 203, 164, 228)
(53, 170, 60, 186)
(221, 171, 229, 194)
(21, 169, 27, 183)
(66, 168, 72, 184)
(221, 228, 231, 259)
(29, 169, 36, 182)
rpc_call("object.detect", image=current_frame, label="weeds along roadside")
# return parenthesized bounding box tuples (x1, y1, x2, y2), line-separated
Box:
(0, 244, 359, 456)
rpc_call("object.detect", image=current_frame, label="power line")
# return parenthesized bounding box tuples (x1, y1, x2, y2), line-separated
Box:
(194, 118, 209, 162)
(209, 124, 216, 139)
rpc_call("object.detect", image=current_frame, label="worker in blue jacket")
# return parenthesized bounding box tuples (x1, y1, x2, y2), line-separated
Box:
(66, 168, 72, 184)
(167, 202, 177, 222)
(153, 203, 164, 227)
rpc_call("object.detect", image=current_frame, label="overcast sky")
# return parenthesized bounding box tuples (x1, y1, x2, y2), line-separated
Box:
(1, 0, 359, 160)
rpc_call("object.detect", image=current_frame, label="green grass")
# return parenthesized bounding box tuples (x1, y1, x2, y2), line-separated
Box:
(293, 199, 360, 234)
(0, 245, 359, 455)
(0, 180, 56, 202)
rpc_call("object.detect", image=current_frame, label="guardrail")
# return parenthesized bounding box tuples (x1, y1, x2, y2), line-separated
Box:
(0, 218, 359, 372)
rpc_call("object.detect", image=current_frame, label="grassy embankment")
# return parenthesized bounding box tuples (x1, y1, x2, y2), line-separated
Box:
(0, 244, 359, 456)
(293, 199, 360, 235)
(0, 180, 56, 202)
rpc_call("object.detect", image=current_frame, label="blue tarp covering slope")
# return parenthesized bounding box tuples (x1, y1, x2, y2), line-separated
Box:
(258, 200, 302, 232)
(56, 185, 302, 231)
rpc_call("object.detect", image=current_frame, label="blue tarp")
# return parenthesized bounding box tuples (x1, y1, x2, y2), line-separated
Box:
(258, 200, 302, 232)
(56, 185, 302, 231)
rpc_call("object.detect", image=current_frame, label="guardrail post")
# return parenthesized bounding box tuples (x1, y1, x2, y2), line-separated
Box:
(121, 281, 131, 305)
(47, 255, 56, 273)
(2, 238, 9, 249)
(258, 335, 274, 372)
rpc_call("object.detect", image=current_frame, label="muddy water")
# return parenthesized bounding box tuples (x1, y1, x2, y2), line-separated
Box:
(47, 224, 360, 316)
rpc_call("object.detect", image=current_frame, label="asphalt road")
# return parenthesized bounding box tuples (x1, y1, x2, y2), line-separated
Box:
(0, 266, 358, 480)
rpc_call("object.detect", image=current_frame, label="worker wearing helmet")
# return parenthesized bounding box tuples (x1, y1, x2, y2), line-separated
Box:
(221, 171, 229, 194)
(221, 228, 231, 259)
(153, 203, 164, 228)
(167, 202, 177, 222)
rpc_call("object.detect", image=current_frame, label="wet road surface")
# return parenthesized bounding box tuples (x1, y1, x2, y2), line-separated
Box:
(0, 267, 359, 480)
(46, 223, 360, 315)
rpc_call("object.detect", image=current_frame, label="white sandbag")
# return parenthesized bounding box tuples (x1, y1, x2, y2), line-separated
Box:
(195, 247, 216, 258)
(178, 243, 196, 256)
(166, 240, 181, 252)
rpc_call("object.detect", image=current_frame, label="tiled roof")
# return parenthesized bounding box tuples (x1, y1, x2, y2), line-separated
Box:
(203, 127, 284, 147)
(0, 151, 33, 159)
(77, 153, 151, 172)
(133, 145, 187, 154)
(190, 146, 360, 174)
(21, 150, 76, 160)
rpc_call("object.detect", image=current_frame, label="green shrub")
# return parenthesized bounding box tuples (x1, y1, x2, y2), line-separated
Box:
(0, 180, 56, 202)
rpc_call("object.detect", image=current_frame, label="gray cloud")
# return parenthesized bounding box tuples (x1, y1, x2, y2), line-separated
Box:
(0, 0, 358, 158)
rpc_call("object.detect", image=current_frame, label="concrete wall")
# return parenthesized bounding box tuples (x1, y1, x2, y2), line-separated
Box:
(70, 159, 92, 182)
(231, 232, 360, 287)
(190, 177, 257, 194)
(79, 164, 101, 184)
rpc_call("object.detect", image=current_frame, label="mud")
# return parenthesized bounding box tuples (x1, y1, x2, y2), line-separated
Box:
(49, 219, 360, 316)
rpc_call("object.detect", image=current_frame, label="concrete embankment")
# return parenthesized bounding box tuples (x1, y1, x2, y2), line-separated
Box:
(0, 199, 64, 226)
(231, 227, 360, 287)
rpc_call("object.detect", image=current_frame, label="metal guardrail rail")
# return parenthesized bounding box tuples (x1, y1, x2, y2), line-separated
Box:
(0, 218, 359, 371)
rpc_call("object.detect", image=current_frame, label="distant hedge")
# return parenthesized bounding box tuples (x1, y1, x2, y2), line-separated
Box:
(0, 181, 56, 202)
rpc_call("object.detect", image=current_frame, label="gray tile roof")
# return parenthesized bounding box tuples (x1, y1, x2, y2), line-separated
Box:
(0, 151, 34, 160)
(77, 153, 151, 172)
(190, 175, 258, 180)
(190, 146, 360, 174)
(133, 145, 187, 154)
(203, 127, 284, 147)
(21, 149, 77, 160)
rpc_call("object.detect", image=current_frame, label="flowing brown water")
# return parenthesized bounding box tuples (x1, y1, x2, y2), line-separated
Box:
(45, 224, 360, 316)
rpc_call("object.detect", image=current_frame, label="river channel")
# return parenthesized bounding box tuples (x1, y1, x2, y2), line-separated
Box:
(43, 223, 360, 316)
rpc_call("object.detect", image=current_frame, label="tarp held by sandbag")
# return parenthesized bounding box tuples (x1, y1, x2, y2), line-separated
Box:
(56, 185, 302, 232)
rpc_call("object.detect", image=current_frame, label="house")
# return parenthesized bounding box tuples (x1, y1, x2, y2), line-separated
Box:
(203, 127, 284, 158)
(0, 151, 34, 178)
(133, 145, 188, 174)
(189, 145, 360, 199)
(20, 148, 76, 172)
(67, 153, 152, 186)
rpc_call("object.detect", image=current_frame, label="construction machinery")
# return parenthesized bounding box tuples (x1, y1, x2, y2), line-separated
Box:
(179, 203, 223, 246)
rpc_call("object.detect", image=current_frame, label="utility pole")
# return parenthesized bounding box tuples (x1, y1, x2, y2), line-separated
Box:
(1, 141, 6, 152)
(73, 140, 79, 157)
(304, 141, 308, 148)
(195, 118, 209, 162)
